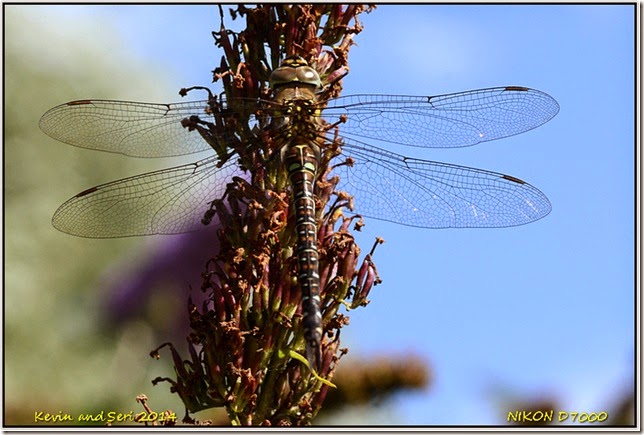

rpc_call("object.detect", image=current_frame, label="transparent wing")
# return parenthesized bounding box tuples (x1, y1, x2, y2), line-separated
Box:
(39, 99, 216, 157)
(322, 87, 559, 148)
(334, 138, 551, 228)
(39, 99, 260, 157)
(52, 156, 244, 237)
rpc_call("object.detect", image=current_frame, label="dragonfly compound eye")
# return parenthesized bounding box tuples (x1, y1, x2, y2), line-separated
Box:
(294, 66, 322, 89)
(270, 64, 322, 90)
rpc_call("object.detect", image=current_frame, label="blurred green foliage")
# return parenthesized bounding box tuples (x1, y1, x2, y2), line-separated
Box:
(4, 6, 186, 425)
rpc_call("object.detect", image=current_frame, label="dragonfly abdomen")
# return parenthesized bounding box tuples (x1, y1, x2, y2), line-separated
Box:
(284, 143, 322, 369)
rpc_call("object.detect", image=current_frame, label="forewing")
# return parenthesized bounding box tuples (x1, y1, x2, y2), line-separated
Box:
(322, 87, 559, 148)
(40, 99, 223, 157)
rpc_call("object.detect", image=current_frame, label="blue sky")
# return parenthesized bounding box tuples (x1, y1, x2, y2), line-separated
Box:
(10, 4, 635, 426)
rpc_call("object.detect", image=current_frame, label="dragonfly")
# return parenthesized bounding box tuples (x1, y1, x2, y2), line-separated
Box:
(40, 56, 559, 368)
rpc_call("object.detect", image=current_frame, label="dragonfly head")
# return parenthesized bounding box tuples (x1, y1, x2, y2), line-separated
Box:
(269, 56, 322, 92)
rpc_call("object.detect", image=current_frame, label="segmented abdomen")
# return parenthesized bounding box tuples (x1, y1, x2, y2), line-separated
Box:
(284, 142, 322, 369)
